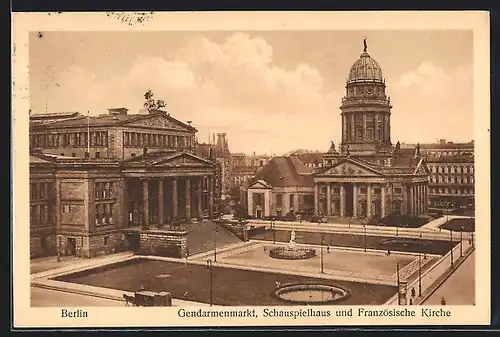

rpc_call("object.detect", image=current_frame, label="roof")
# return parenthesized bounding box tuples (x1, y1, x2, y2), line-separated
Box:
(294, 152, 325, 164)
(348, 50, 383, 83)
(29, 110, 197, 132)
(30, 112, 81, 119)
(426, 155, 475, 163)
(401, 142, 474, 150)
(249, 156, 313, 188)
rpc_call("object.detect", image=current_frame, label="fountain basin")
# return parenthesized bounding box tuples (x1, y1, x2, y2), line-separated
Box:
(380, 237, 430, 250)
(268, 246, 316, 260)
(274, 283, 350, 304)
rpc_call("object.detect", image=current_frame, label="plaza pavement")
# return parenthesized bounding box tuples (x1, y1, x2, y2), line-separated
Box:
(422, 250, 475, 305)
(249, 215, 472, 242)
(30, 217, 474, 307)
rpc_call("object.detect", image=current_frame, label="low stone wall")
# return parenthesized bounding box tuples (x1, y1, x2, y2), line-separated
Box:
(139, 229, 188, 258)
(214, 219, 249, 241)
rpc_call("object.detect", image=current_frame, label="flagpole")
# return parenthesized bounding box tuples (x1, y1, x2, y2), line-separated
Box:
(87, 111, 90, 157)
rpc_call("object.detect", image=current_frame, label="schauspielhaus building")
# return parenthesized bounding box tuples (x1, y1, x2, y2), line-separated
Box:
(29, 108, 218, 258)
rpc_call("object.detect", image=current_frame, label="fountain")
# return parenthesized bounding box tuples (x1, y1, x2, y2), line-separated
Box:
(274, 283, 350, 305)
(268, 230, 316, 260)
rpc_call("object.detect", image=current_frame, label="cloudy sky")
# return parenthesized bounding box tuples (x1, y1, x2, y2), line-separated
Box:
(29, 30, 473, 155)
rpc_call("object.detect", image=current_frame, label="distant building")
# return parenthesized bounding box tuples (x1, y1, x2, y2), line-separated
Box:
(312, 40, 430, 219)
(246, 156, 315, 218)
(400, 140, 475, 210)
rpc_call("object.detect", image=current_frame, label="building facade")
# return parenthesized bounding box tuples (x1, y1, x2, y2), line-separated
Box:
(246, 156, 314, 218)
(29, 109, 217, 258)
(312, 40, 430, 219)
(400, 140, 475, 211)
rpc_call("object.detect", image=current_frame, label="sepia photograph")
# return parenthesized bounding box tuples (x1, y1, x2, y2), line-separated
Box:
(12, 11, 490, 327)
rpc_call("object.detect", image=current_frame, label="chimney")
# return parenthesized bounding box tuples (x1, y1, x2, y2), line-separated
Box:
(108, 108, 128, 116)
(439, 139, 446, 145)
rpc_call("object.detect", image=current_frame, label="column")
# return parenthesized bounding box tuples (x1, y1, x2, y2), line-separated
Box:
(362, 113, 367, 141)
(340, 184, 345, 217)
(352, 184, 357, 217)
(197, 177, 203, 219)
(142, 178, 149, 229)
(416, 185, 420, 214)
(326, 183, 332, 216)
(208, 176, 214, 219)
(350, 115, 355, 141)
(342, 114, 346, 142)
(314, 183, 319, 216)
(367, 183, 372, 218)
(172, 178, 178, 220)
(381, 184, 386, 217)
(158, 179, 164, 225)
(185, 178, 191, 222)
(417, 184, 422, 215)
(424, 185, 428, 213)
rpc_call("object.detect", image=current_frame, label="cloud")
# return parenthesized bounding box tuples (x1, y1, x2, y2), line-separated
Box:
(35, 32, 340, 154)
(390, 62, 473, 143)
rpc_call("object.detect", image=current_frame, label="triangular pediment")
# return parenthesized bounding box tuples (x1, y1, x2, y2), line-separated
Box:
(126, 113, 193, 132)
(414, 159, 430, 176)
(151, 152, 215, 168)
(315, 159, 381, 177)
(248, 180, 272, 189)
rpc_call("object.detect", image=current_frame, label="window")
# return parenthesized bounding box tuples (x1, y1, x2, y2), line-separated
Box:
(60, 153, 65, 156)
(289, 194, 295, 208)
(394, 188, 402, 194)
(85, 152, 89, 158)
(62, 205, 71, 213)
(104, 236, 109, 246)
(72, 153, 76, 157)
(360, 188, 367, 194)
(374, 188, 381, 195)
(95, 152, 100, 159)
(276, 194, 283, 208)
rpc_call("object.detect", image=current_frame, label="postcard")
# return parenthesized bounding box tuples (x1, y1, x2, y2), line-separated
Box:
(12, 11, 490, 328)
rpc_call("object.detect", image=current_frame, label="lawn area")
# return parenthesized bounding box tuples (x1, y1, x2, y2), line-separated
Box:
(250, 230, 456, 255)
(54, 259, 397, 306)
(439, 218, 475, 232)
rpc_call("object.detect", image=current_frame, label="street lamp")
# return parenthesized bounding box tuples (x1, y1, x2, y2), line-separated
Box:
(320, 234, 324, 273)
(418, 252, 422, 297)
(272, 218, 276, 244)
(450, 229, 454, 267)
(361, 218, 368, 252)
(460, 225, 463, 257)
(206, 259, 213, 306)
(396, 262, 401, 305)
(213, 223, 218, 262)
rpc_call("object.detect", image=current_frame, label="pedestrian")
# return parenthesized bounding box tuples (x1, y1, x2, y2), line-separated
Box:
(411, 287, 416, 298)
(264, 246, 268, 253)
(387, 250, 391, 256)
(327, 246, 330, 254)
(441, 297, 446, 305)
(276, 281, 281, 288)
(57, 252, 61, 262)
(409, 299, 413, 305)
(140, 284, 145, 291)
(469, 238, 472, 245)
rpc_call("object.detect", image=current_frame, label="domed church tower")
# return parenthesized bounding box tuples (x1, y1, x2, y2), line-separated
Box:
(340, 38, 393, 156)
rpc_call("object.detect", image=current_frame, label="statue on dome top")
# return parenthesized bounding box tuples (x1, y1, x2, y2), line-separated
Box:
(363, 37, 367, 53)
(329, 141, 336, 153)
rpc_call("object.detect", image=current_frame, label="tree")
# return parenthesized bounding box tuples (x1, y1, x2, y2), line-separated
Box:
(144, 89, 167, 111)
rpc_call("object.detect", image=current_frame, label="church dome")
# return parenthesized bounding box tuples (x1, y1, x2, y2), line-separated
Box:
(347, 41, 383, 83)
